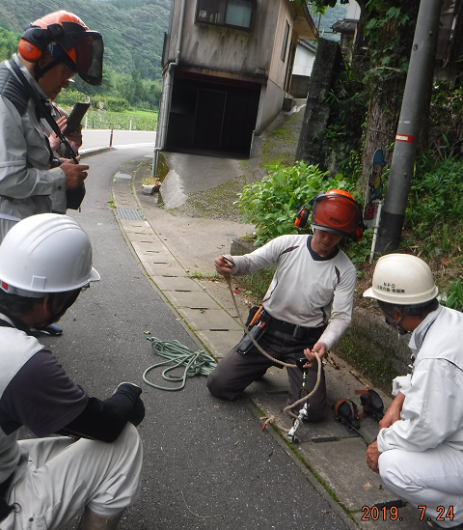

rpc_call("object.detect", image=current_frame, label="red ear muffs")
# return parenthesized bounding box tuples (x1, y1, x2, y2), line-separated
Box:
(18, 27, 51, 62)
(18, 39, 43, 62)
(295, 205, 309, 229)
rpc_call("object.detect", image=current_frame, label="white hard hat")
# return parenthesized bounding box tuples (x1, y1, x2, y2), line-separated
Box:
(363, 254, 438, 305)
(0, 214, 100, 298)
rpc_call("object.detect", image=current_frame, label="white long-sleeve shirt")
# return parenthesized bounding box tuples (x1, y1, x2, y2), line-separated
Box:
(229, 234, 356, 350)
(378, 305, 463, 453)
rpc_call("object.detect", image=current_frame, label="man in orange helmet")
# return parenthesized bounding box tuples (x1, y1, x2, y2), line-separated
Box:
(0, 10, 104, 241)
(207, 190, 362, 420)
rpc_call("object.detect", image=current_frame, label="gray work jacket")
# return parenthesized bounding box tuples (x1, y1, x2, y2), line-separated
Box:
(0, 55, 66, 234)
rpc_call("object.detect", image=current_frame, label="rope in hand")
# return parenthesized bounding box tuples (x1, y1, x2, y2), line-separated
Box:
(224, 274, 322, 413)
(143, 337, 217, 391)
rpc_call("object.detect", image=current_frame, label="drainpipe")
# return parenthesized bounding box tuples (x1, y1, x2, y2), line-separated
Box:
(152, 0, 187, 177)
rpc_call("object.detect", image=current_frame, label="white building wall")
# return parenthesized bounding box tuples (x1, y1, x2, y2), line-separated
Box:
(293, 44, 315, 76)
(346, 0, 361, 21)
(254, 78, 285, 134)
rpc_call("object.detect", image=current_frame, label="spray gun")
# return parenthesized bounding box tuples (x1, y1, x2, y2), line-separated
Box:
(287, 358, 310, 443)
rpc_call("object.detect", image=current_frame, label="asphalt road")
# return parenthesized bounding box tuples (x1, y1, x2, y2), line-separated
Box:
(81, 129, 155, 150)
(40, 147, 351, 530)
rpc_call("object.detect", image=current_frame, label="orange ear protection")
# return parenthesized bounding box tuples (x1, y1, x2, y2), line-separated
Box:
(18, 26, 52, 62)
(295, 205, 309, 228)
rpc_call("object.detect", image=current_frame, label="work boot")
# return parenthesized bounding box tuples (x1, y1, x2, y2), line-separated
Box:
(77, 507, 125, 530)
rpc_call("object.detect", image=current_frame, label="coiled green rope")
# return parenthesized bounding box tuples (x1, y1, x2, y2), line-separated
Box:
(143, 336, 217, 391)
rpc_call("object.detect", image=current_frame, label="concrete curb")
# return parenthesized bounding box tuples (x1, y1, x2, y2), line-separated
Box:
(80, 147, 114, 158)
(110, 163, 246, 360)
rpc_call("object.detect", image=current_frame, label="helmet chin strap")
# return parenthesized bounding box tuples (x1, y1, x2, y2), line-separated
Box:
(33, 47, 76, 81)
(34, 59, 57, 80)
(387, 306, 410, 336)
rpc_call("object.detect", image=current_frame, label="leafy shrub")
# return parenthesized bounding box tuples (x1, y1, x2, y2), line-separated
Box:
(406, 156, 463, 232)
(341, 228, 374, 270)
(237, 162, 349, 246)
(441, 279, 463, 312)
(0, 28, 20, 62)
(429, 81, 463, 158)
(402, 154, 463, 259)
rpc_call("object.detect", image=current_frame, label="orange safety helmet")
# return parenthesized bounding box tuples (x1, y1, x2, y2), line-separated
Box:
(18, 11, 103, 86)
(295, 189, 364, 241)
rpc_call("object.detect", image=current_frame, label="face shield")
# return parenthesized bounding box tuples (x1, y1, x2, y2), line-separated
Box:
(49, 21, 104, 86)
(72, 30, 104, 86)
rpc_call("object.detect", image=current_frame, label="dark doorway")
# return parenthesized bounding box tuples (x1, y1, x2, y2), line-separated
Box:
(165, 74, 260, 157)
(195, 90, 227, 149)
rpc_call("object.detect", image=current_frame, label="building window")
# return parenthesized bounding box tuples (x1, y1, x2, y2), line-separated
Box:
(281, 21, 290, 61)
(196, 0, 253, 31)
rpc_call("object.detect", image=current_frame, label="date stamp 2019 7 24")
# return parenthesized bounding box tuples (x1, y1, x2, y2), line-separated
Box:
(361, 505, 455, 523)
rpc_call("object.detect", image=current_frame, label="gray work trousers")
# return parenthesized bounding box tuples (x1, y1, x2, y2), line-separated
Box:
(207, 326, 327, 421)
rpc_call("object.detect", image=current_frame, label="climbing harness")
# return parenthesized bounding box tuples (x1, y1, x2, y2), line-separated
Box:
(225, 273, 386, 446)
(224, 275, 322, 438)
(143, 336, 217, 391)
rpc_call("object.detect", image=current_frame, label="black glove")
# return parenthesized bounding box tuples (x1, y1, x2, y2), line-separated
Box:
(114, 382, 145, 426)
(130, 397, 145, 426)
(115, 382, 142, 398)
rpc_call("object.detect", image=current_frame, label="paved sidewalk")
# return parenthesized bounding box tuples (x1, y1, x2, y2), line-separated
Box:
(107, 159, 433, 530)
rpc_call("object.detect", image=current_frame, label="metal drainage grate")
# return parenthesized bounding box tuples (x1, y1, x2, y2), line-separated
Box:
(116, 208, 144, 220)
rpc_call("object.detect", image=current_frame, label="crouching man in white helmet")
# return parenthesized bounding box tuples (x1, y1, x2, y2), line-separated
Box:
(0, 214, 144, 530)
(364, 254, 463, 529)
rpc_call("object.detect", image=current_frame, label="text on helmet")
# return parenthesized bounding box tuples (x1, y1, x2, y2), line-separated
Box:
(376, 284, 405, 293)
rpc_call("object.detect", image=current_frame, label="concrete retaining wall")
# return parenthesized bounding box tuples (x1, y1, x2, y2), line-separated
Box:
(289, 74, 310, 98)
(336, 307, 411, 376)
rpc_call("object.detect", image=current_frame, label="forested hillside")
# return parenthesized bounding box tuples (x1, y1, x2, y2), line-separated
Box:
(310, 3, 347, 42)
(0, 0, 170, 80)
(0, 0, 171, 111)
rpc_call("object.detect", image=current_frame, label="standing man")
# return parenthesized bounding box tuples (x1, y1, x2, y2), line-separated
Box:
(365, 254, 463, 529)
(0, 10, 104, 240)
(0, 213, 144, 530)
(207, 190, 363, 420)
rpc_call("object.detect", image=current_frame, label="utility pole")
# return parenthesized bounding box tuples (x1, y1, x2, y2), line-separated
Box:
(375, 0, 443, 255)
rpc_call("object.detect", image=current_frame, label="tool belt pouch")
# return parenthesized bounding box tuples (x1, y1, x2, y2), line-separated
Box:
(66, 182, 86, 210)
(236, 324, 266, 355)
(244, 306, 260, 328)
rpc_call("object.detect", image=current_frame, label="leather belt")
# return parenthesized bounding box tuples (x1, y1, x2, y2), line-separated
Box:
(265, 314, 325, 340)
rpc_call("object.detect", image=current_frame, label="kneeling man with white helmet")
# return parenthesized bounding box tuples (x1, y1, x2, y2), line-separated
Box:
(365, 254, 463, 529)
(0, 214, 144, 530)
